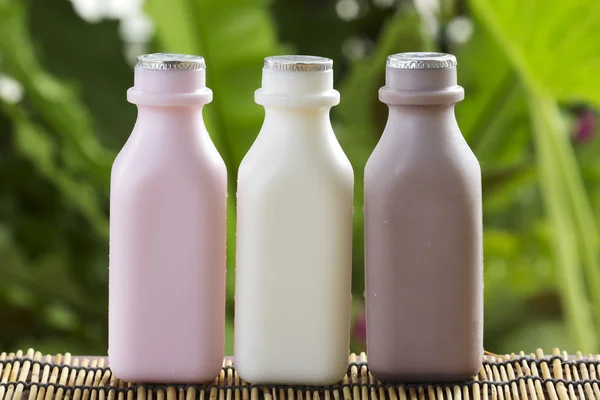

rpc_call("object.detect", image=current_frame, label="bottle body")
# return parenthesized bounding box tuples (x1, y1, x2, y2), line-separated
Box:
(236, 109, 354, 385)
(365, 55, 483, 382)
(235, 58, 354, 385)
(109, 57, 226, 383)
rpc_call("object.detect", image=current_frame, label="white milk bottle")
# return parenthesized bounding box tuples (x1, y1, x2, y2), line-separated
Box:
(234, 56, 354, 385)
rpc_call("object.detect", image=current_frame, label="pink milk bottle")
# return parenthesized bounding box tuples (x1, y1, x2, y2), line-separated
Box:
(108, 53, 227, 383)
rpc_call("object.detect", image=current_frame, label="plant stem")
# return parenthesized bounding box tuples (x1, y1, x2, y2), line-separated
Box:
(529, 92, 597, 352)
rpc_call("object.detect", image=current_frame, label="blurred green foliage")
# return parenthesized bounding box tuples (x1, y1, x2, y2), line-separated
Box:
(0, 0, 599, 357)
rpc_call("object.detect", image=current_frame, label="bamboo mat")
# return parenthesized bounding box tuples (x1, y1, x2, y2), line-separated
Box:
(1, 349, 600, 400)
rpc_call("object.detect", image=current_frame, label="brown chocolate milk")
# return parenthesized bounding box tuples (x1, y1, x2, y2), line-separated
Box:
(364, 52, 483, 382)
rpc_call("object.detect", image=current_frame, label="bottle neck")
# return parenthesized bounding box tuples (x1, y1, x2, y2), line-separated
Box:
(379, 66, 464, 106)
(128, 67, 213, 107)
(385, 104, 457, 133)
(135, 105, 206, 132)
(261, 106, 332, 134)
(255, 69, 339, 108)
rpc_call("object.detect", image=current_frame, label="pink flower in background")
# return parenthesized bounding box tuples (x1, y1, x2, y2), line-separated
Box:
(352, 311, 366, 344)
(573, 108, 597, 143)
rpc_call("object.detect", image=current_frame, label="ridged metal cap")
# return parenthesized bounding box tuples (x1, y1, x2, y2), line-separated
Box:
(136, 53, 206, 71)
(386, 52, 456, 69)
(264, 55, 333, 72)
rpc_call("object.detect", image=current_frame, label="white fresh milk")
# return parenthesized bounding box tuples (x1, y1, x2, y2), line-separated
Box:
(234, 56, 354, 385)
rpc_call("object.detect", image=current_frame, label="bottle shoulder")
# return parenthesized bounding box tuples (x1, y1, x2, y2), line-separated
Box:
(111, 128, 227, 191)
(239, 158, 353, 194)
(239, 130, 353, 184)
(365, 131, 480, 192)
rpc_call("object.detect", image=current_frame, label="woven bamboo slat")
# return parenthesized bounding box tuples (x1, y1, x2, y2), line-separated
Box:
(0, 349, 598, 400)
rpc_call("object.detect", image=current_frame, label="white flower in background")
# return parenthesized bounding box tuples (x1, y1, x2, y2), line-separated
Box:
(413, 0, 439, 39)
(447, 16, 473, 45)
(69, 0, 143, 21)
(69, 0, 103, 23)
(336, 0, 361, 22)
(119, 12, 154, 44)
(69, 0, 154, 64)
(102, 0, 145, 20)
(0, 74, 24, 104)
(342, 36, 370, 61)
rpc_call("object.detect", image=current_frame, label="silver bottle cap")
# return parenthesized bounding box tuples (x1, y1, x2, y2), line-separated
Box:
(386, 52, 457, 69)
(136, 53, 206, 71)
(264, 55, 333, 72)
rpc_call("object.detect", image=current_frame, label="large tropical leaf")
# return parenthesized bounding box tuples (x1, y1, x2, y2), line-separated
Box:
(145, 0, 286, 171)
(455, 26, 530, 168)
(335, 7, 429, 295)
(471, 0, 600, 109)
(0, 0, 109, 238)
(0, 0, 112, 188)
(272, 0, 353, 71)
(529, 94, 596, 351)
(145, 0, 285, 354)
(5, 103, 108, 238)
(470, 0, 600, 351)
(454, 24, 541, 229)
(28, 0, 136, 150)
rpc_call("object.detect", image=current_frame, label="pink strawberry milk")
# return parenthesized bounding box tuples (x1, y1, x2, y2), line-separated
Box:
(109, 53, 227, 383)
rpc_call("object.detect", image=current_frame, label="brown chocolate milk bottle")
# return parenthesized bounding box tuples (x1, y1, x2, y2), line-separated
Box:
(364, 52, 483, 382)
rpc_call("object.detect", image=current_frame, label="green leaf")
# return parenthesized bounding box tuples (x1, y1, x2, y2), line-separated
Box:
(453, 23, 541, 241)
(225, 318, 234, 357)
(0, 231, 104, 319)
(0, 0, 113, 188)
(3, 284, 35, 309)
(335, 7, 429, 294)
(528, 94, 597, 351)
(4, 104, 108, 238)
(470, 0, 600, 109)
(44, 303, 79, 331)
(470, 0, 600, 352)
(28, 0, 136, 150)
(455, 25, 530, 166)
(483, 227, 555, 329)
(145, 0, 286, 352)
(145, 0, 286, 171)
(337, 7, 430, 132)
(481, 165, 537, 219)
(272, 0, 353, 71)
(499, 319, 574, 355)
